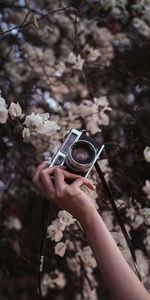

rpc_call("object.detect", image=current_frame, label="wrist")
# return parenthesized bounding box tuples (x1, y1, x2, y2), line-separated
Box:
(79, 204, 99, 231)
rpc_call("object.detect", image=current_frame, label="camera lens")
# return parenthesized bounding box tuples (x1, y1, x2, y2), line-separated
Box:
(72, 147, 89, 162)
(71, 141, 95, 164)
(65, 140, 96, 174)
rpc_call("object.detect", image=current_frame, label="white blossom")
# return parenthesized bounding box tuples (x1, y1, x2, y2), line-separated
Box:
(41, 270, 66, 296)
(95, 97, 112, 126)
(78, 96, 112, 135)
(88, 48, 101, 61)
(84, 45, 101, 62)
(68, 52, 84, 71)
(0, 95, 8, 124)
(78, 246, 97, 269)
(143, 180, 150, 199)
(68, 52, 78, 64)
(58, 210, 76, 226)
(73, 55, 84, 71)
(140, 208, 150, 226)
(83, 280, 98, 300)
(47, 219, 65, 242)
(0, 95, 7, 107)
(93, 96, 111, 109)
(135, 249, 149, 278)
(67, 257, 81, 276)
(133, 18, 150, 37)
(0, 105, 8, 124)
(111, 230, 129, 248)
(99, 159, 112, 180)
(43, 92, 59, 112)
(9, 102, 23, 119)
(143, 146, 150, 163)
(99, 110, 110, 125)
(55, 242, 67, 257)
(24, 112, 59, 137)
(22, 127, 31, 139)
(132, 215, 144, 230)
(47, 211, 76, 242)
(24, 112, 49, 128)
(79, 100, 98, 119)
(36, 120, 59, 135)
(4, 216, 22, 230)
(143, 231, 150, 253)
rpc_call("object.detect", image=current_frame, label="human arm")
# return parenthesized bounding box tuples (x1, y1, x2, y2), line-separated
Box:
(33, 163, 150, 300)
(81, 209, 150, 300)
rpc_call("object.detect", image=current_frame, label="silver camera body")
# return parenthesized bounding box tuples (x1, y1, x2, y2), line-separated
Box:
(47, 128, 104, 178)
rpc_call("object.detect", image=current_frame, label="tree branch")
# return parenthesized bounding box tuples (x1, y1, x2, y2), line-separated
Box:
(0, 5, 72, 36)
(4, 10, 31, 60)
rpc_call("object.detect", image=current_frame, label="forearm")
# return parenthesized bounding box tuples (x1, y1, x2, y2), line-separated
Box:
(80, 208, 150, 300)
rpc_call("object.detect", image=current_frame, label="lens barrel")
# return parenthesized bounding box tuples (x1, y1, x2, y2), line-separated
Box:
(65, 140, 96, 174)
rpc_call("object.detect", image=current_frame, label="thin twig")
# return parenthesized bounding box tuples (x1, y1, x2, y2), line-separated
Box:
(4, 10, 31, 60)
(73, 12, 94, 98)
(74, 12, 80, 57)
(7, 239, 31, 264)
(0, 6, 72, 36)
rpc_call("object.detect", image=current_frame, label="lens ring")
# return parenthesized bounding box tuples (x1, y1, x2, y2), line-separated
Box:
(70, 140, 96, 165)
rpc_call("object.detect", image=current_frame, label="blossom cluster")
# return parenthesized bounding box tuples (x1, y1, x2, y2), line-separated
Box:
(47, 210, 76, 243)
(46, 209, 98, 297)
(67, 244, 98, 300)
(41, 269, 66, 296)
(0, 94, 59, 138)
(78, 96, 112, 135)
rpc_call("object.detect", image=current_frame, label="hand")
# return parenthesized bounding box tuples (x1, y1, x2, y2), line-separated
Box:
(33, 162, 96, 222)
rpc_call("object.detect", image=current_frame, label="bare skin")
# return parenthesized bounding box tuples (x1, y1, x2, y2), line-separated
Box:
(33, 163, 150, 300)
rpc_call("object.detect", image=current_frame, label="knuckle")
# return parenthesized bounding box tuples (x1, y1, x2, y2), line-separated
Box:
(65, 186, 74, 197)
(56, 190, 63, 199)
(37, 165, 43, 172)
(39, 169, 46, 179)
(55, 167, 62, 174)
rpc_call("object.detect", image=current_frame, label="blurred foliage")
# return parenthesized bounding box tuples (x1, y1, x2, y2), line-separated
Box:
(0, 0, 150, 299)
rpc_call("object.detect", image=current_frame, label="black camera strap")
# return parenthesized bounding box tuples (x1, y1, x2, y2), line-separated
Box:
(38, 198, 50, 299)
(95, 161, 141, 281)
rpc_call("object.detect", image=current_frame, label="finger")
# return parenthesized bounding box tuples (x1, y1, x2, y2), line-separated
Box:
(53, 168, 66, 194)
(33, 161, 47, 194)
(33, 161, 47, 182)
(71, 177, 95, 190)
(40, 166, 80, 180)
(39, 167, 65, 200)
(60, 169, 94, 189)
(53, 168, 82, 191)
(39, 165, 66, 176)
(39, 168, 56, 195)
(62, 169, 82, 180)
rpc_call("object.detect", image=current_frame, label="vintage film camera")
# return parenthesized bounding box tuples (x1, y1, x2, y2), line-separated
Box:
(47, 128, 104, 178)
